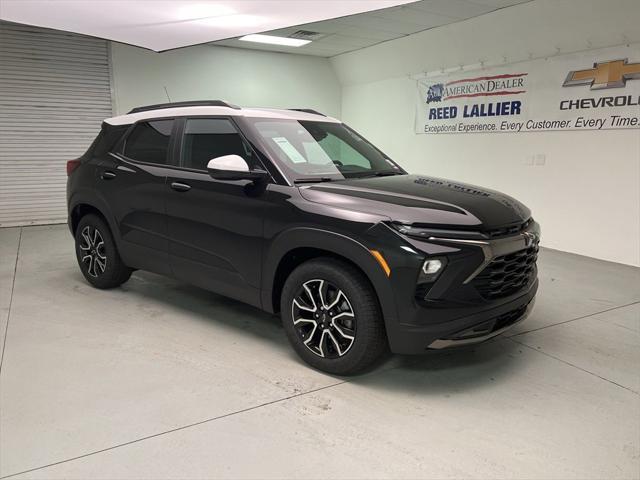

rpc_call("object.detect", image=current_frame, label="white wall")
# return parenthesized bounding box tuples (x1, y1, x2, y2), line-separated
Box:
(108, 1, 640, 266)
(110, 42, 341, 117)
(332, 0, 640, 266)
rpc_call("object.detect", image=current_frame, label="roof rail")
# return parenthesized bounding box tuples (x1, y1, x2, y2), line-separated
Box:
(289, 108, 326, 117)
(128, 100, 241, 114)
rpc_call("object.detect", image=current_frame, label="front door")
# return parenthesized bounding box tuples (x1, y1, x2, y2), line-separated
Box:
(165, 117, 269, 307)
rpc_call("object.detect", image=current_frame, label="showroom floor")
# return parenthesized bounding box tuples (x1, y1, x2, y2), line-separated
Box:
(0, 224, 638, 479)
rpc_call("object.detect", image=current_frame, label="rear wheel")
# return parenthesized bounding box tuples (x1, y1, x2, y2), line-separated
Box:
(281, 258, 387, 375)
(75, 214, 132, 289)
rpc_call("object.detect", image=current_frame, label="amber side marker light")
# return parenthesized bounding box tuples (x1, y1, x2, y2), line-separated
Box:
(370, 250, 391, 277)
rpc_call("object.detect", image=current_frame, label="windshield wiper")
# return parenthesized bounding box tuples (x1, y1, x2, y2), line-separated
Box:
(293, 177, 335, 184)
(355, 170, 405, 178)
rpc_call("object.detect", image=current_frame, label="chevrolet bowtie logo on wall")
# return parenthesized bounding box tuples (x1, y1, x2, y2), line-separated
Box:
(563, 59, 640, 90)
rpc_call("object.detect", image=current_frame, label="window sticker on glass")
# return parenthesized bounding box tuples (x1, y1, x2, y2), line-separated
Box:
(272, 137, 307, 164)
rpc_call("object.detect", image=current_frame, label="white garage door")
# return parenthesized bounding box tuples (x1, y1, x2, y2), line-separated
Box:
(0, 22, 113, 227)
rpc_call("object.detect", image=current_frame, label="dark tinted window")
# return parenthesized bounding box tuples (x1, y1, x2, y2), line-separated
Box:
(124, 120, 174, 164)
(80, 129, 104, 161)
(181, 118, 253, 171)
(92, 124, 130, 157)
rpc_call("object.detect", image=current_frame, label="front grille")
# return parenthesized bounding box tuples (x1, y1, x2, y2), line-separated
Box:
(493, 303, 528, 330)
(485, 219, 531, 238)
(447, 303, 529, 340)
(472, 243, 538, 300)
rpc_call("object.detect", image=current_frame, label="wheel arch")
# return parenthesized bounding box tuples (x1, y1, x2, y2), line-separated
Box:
(70, 203, 107, 234)
(262, 228, 398, 327)
(68, 193, 121, 244)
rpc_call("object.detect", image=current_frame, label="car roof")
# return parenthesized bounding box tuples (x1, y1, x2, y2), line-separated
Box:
(105, 105, 341, 126)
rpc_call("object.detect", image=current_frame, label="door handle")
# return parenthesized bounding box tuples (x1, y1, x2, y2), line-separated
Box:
(170, 182, 191, 192)
(101, 171, 116, 180)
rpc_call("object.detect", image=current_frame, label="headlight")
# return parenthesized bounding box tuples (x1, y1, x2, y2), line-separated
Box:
(416, 256, 447, 301)
(389, 222, 432, 238)
(422, 259, 443, 275)
(418, 256, 447, 283)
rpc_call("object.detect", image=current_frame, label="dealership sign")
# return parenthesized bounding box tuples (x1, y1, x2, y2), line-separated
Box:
(415, 44, 640, 134)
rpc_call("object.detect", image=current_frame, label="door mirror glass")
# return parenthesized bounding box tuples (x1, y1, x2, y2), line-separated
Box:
(207, 154, 268, 181)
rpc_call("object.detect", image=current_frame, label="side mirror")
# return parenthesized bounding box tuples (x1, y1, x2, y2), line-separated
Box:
(206, 155, 269, 181)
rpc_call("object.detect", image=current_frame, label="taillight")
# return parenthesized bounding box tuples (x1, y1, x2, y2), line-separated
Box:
(67, 159, 81, 176)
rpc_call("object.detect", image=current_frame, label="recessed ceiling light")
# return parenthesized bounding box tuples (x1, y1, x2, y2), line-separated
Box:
(239, 34, 311, 47)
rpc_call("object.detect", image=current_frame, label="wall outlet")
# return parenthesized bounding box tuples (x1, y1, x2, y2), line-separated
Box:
(535, 154, 546, 165)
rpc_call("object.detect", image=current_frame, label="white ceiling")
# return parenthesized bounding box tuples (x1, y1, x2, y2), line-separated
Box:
(214, 0, 531, 57)
(0, 0, 418, 52)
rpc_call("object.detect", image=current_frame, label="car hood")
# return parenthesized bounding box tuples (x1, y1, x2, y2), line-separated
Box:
(298, 174, 531, 230)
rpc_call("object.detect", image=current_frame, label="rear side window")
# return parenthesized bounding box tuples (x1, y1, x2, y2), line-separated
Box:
(124, 120, 174, 164)
(181, 118, 253, 171)
(92, 124, 130, 157)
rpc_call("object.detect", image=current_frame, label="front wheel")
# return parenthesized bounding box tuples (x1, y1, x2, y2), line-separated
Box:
(281, 258, 388, 375)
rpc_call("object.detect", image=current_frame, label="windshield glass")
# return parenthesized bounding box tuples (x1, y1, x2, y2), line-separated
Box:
(245, 118, 404, 181)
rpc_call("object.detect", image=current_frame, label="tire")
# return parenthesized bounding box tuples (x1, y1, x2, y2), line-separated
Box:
(75, 214, 132, 289)
(281, 258, 388, 375)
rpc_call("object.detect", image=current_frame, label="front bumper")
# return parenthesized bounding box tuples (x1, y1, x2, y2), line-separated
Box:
(428, 297, 535, 349)
(387, 279, 537, 354)
(367, 220, 540, 355)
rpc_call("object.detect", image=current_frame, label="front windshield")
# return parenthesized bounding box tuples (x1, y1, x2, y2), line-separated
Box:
(245, 118, 404, 181)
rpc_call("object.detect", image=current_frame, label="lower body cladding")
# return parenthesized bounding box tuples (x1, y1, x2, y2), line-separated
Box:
(387, 283, 537, 354)
(427, 296, 535, 349)
(381, 222, 540, 354)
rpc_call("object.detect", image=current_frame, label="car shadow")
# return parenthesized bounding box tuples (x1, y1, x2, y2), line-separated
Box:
(72, 269, 529, 393)
(119, 270, 292, 345)
(353, 339, 529, 395)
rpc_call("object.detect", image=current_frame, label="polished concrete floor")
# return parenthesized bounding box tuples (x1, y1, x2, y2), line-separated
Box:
(0, 224, 639, 479)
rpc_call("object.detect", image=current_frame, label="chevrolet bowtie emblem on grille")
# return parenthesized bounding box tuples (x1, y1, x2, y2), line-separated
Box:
(563, 59, 640, 90)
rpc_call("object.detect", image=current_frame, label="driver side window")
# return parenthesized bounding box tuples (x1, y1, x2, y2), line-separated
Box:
(181, 118, 254, 171)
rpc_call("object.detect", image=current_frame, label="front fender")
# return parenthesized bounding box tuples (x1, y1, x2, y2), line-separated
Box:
(261, 226, 399, 331)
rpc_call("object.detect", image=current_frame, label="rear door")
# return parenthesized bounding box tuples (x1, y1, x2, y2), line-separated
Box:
(165, 117, 269, 307)
(96, 118, 177, 275)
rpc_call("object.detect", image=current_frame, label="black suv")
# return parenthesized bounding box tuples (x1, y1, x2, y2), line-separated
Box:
(67, 100, 539, 375)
